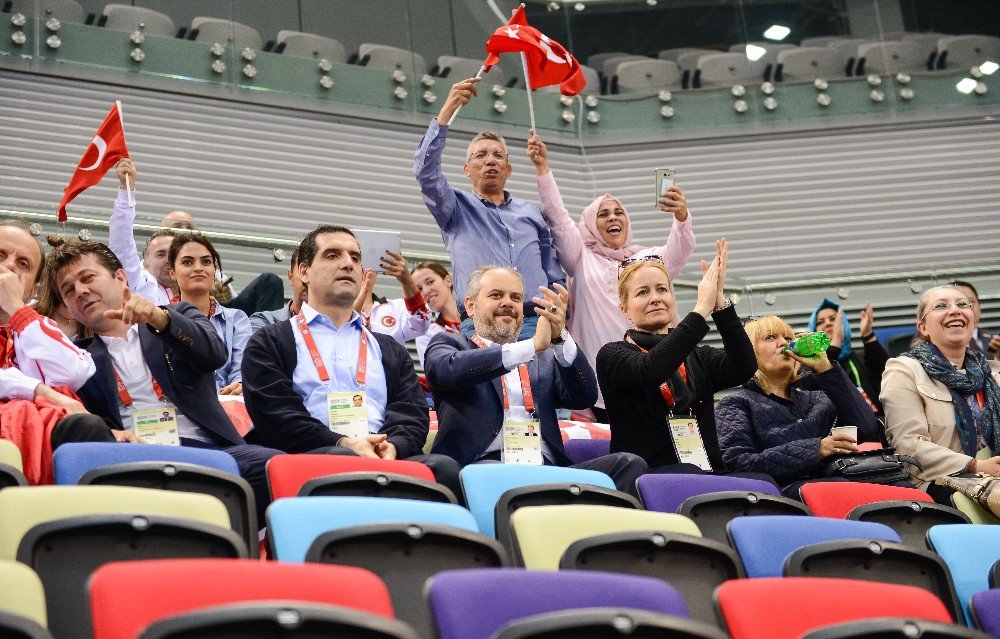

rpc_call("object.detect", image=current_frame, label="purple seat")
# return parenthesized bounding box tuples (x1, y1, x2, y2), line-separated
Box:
(563, 439, 611, 465)
(970, 589, 1000, 637)
(637, 473, 780, 514)
(426, 568, 688, 639)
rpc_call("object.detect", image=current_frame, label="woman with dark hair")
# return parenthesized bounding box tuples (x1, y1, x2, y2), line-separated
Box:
(410, 261, 461, 367)
(167, 233, 250, 395)
(881, 285, 1000, 503)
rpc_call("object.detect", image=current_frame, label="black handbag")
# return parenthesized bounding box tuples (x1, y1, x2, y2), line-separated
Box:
(821, 447, 922, 485)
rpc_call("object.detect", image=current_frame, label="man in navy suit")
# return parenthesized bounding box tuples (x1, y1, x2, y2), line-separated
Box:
(424, 265, 647, 494)
(949, 280, 997, 360)
(49, 241, 282, 523)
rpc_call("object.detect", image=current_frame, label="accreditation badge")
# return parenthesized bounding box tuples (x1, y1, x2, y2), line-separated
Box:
(132, 405, 180, 446)
(668, 416, 712, 471)
(502, 419, 543, 465)
(327, 391, 370, 440)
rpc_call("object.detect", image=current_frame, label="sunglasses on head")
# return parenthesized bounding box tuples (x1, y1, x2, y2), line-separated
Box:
(618, 254, 664, 276)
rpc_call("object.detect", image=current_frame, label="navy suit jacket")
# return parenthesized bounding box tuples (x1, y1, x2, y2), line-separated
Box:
(76, 302, 245, 446)
(424, 332, 598, 467)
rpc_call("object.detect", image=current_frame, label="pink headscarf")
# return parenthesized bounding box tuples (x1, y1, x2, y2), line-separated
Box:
(578, 193, 644, 262)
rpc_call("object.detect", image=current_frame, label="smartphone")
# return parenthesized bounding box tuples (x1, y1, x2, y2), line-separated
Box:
(654, 168, 676, 206)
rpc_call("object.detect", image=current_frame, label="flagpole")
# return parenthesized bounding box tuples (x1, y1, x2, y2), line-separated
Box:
(445, 65, 486, 127)
(115, 100, 135, 209)
(519, 52, 537, 133)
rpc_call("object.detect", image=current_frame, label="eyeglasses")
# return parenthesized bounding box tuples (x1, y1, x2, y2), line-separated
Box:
(619, 254, 664, 275)
(920, 300, 975, 320)
(468, 150, 508, 163)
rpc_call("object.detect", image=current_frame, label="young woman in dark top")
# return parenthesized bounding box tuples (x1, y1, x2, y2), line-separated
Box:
(597, 239, 761, 475)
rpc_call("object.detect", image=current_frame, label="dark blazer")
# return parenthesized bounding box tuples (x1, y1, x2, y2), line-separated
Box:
(424, 332, 597, 467)
(241, 319, 428, 458)
(596, 306, 757, 471)
(76, 302, 244, 446)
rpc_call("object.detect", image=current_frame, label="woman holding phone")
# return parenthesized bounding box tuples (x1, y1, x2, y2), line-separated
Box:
(527, 130, 696, 421)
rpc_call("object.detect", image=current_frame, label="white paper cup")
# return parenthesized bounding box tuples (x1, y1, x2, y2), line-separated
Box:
(830, 425, 858, 442)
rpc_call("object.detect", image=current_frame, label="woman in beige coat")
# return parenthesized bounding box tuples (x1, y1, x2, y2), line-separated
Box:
(881, 285, 1000, 504)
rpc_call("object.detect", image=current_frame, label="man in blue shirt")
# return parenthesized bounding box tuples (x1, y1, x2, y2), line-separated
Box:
(414, 76, 564, 340)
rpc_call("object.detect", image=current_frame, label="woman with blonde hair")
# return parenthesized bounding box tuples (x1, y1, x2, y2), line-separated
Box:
(881, 285, 1000, 504)
(716, 314, 884, 499)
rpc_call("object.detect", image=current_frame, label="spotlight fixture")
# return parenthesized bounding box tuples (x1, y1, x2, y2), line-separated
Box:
(763, 25, 790, 41)
(745, 44, 767, 62)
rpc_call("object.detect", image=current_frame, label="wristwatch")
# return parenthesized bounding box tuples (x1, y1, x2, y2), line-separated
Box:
(714, 298, 733, 312)
(551, 329, 568, 345)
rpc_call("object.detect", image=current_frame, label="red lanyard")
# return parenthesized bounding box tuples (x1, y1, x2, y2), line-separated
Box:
(442, 318, 461, 333)
(472, 336, 534, 413)
(169, 297, 218, 318)
(113, 367, 165, 407)
(626, 335, 687, 407)
(296, 311, 368, 386)
(975, 391, 985, 410)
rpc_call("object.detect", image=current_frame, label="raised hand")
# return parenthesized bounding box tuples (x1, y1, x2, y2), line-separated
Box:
(533, 283, 568, 341)
(380, 251, 419, 298)
(0, 264, 26, 319)
(694, 254, 720, 318)
(352, 269, 377, 313)
(104, 287, 169, 330)
(526, 129, 549, 176)
(860, 302, 874, 337)
(116, 157, 136, 190)
(657, 185, 689, 222)
(830, 309, 845, 348)
(785, 333, 834, 373)
(438, 77, 481, 123)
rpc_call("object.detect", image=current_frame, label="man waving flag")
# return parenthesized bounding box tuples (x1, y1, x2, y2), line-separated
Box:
(57, 101, 130, 222)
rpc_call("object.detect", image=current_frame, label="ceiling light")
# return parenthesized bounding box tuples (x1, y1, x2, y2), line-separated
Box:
(980, 60, 998, 75)
(956, 78, 978, 94)
(745, 44, 767, 61)
(763, 25, 790, 41)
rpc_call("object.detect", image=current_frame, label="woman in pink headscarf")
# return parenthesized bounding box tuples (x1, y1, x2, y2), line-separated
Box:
(527, 131, 696, 421)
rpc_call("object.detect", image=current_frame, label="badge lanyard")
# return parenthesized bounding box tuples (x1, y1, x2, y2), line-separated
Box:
(846, 359, 879, 412)
(471, 336, 534, 413)
(626, 335, 687, 408)
(113, 366, 165, 406)
(296, 311, 368, 387)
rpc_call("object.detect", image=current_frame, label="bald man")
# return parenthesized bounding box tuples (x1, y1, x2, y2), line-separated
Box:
(161, 210, 196, 230)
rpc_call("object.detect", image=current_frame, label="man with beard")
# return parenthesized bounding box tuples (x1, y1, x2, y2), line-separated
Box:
(241, 225, 460, 495)
(424, 265, 647, 494)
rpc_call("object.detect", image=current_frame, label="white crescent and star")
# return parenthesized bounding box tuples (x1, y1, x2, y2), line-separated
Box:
(80, 135, 107, 171)
(504, 26, 520, 39)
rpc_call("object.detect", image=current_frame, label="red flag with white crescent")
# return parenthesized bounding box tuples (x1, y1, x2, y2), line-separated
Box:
(57, 101, 130, 222)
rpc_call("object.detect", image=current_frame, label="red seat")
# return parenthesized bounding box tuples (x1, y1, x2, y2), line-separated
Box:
(266, 454, 435, 500)
(801, 482, 934, 519)
(715, 577, 952, 639)
(90, 559, 393, 639)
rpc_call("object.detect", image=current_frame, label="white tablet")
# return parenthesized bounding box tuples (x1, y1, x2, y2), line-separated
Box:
(352, 228, 402, 273)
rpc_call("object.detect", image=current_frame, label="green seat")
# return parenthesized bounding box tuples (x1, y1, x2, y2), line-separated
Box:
(0, 560, 47, 627)
(0, 440, 27, 489)
(951, 492, 1000, 525)
(509, 504, 701, 570)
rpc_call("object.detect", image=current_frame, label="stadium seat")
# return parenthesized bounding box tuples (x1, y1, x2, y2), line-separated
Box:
(613, 59, 681, 93)
(970, 589, 1000, 637)
(678, 489, 810, 545)
(493, 608, 727, 639)
(594, 53, 645, 92)
(561, 530, 742, 628)
(0, 439, 27, 489)
(563, 439, 610, 464)
(927, 524, 1000, 624)
(459, 464, 619, 538)
(275, 30, 347, 63)
(0, 486, 242, 639)
(101, 4, 174, 37)
(800, 36, 843, 47)
(800, 618, 992, 639)
(357, 43, 427, 74)
(509, 504, 699, 569)
(188, 17, 262, 51)
(9, 0, 83, 23)
(828, 38, 871, 75)
(587, 51, 632, 75)
(437, 55, 510, 87)
(729, 42, 798, 81)
(675, 50, 713, 88)
(856, 41, 925, 75)
(427, 568, 690, 639)
(268, 496, 505, 637)
(950, 492, 999, 524)
(897, 32, 946, 69)
(715, 577, 953, 639)
(727, 515, 901, 577)
(658, 47, 707, 63)
(637, 473, 780, 514)
(89, 559, 397, 639)
(537, 64, 599, 94)
(0, 561, 51, 639)
(265, 454, 451, 502)
(694, 53, 753, 88)
(53, 442, 258, 558)
(935, 35, 1000, 69)
(775, 47, 846, 82)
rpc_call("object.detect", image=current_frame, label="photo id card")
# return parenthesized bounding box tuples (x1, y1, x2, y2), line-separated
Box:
(668, 416, 712, 471)
(133, 405, 180, 446)
(502, 420, 543, 465)
(327, 391, 370, 440)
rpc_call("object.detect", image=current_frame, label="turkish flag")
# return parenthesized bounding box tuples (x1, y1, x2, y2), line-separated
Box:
(57, 101, 129, 222)
(483, 4, 585, 96)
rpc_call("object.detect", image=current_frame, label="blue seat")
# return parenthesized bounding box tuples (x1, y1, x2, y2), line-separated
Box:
(928, 524, 1000, 625)
(53, 443, 239, 485)
(460, 465, 616, 537)
(728, 515, 901, 577)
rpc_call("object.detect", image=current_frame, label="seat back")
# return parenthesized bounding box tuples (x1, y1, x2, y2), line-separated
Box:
(730, 42, 798, 80)
(799, 617, 992, 639)
(101, 4, 174, 36)
(856, 41, 924, 75)
(678, 490, 810, 544)
(658, 47, 707, 63)
(715, 577, 952, 639)
(460, 464, 614, 537)
(427, 568, 688, 639)
(438, 55, 509, 86)
(614, 59, 681, 93)
(587, 51, 631, 75)
(54, 444, 240, 485)
(266, 454, 434, 500)
(0, 440, 27, 489)
(848, 500, 970, 549)
(970, 589, 1000, 637)
(358, 43, 426, 74)
(898, 32, 945, 67)
(189, 17, 262, 51)
(801, 481, 934, 519)
(727, 515, 900, 577)
(275, 30, 347, 63)
(0, 561, 47, 629)
(563, 439, 610, 465)
(676, 50, 712, 88)
(510, 504, 699, 570)
(638, 473, 779, 514)
(9, 0, 83, 23)
(936, 35, 1000, 69)
(827, 38, 870, 74)
(89, 559, 394, 639)
(696, 53, 753, 87)
(800, 36, 843, 47)
(301, 471, 456, 503)
(493, 608, 728, 639)
(776, 47, 846, 81)
(927, 524, 1000, 624)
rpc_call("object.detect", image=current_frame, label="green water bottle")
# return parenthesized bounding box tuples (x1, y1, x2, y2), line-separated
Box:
(785, 332, 831, 357)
